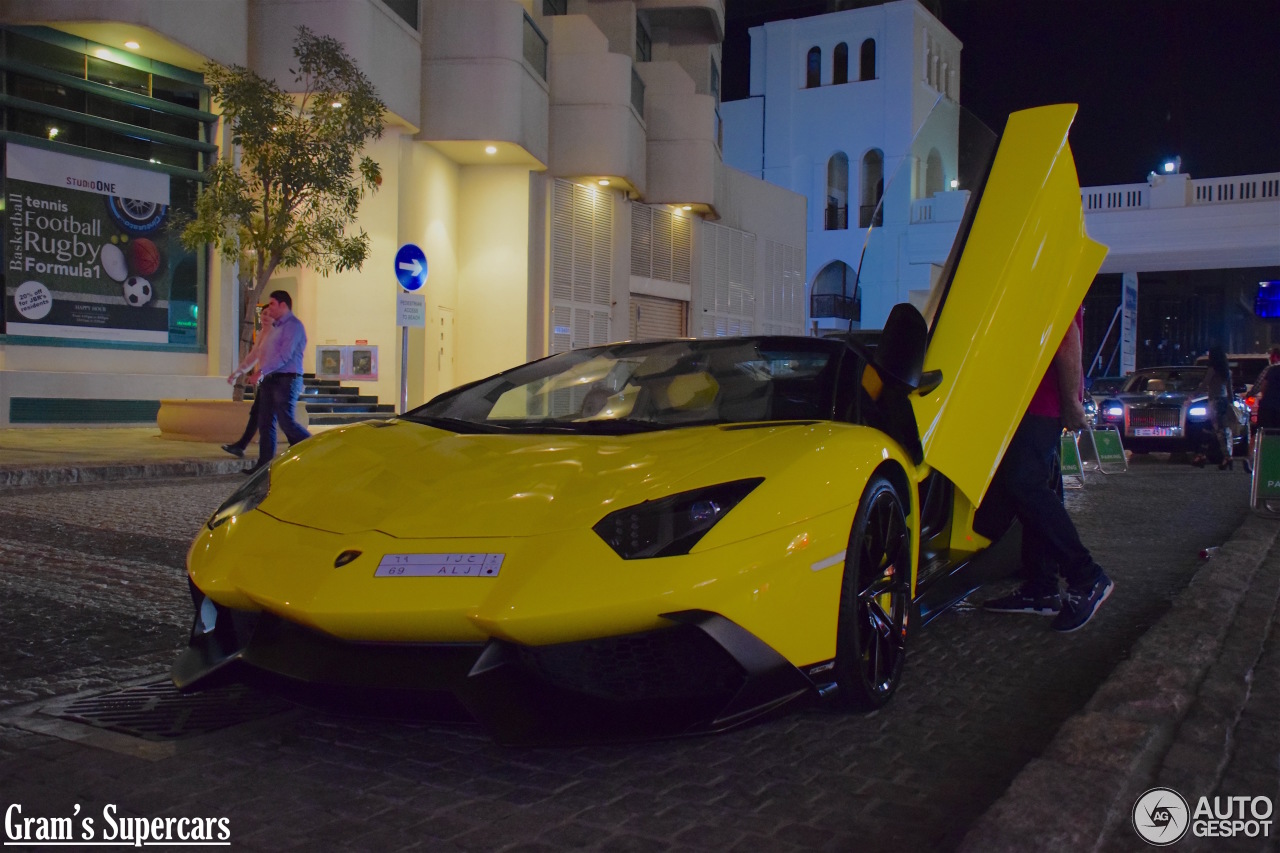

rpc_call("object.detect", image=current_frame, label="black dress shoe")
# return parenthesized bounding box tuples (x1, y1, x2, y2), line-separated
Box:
(243, 462, 267, 475)
(221, 443, 245, 458)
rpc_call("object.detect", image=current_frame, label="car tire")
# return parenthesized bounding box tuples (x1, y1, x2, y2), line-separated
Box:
(831, 474, 910, 712)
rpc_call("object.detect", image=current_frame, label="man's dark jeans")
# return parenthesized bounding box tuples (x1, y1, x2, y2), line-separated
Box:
(255, 373, 310, 465)
(977, 414, 1100, 593)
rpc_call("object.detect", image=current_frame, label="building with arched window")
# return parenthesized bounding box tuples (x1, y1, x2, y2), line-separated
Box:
(719, 0, 961, 333)
(0, 0, 807, 427)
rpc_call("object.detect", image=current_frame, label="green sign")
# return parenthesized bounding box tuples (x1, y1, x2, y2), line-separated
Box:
(1254, 431, 1280, 501)
(1060, 431, 1084, 478)
(1092, 427, 1127, 469)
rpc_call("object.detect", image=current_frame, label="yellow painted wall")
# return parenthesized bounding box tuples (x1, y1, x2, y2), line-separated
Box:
(456, 166, 534, 383)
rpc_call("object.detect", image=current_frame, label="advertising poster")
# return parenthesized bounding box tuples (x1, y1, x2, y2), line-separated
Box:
(5, 143, 174, 343)
(1121, 272, 1138, 376)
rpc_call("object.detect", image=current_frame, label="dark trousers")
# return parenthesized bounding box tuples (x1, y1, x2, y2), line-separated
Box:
(977, 414, 1100, 592)
(230, 396, 260, 449)
(255, 373, 311, 464)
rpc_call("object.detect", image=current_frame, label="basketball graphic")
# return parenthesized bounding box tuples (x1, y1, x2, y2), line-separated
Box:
(129, 238, 161, 277)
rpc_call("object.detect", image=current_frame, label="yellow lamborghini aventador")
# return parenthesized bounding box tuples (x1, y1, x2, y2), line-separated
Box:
(174, 103, 1107, 743)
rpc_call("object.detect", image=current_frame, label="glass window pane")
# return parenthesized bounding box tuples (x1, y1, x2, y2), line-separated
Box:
(86, 56, 149, 96)
(8, 72, 85, 112)
(152, 74, 203, 111)
(6, 30, 84, 79)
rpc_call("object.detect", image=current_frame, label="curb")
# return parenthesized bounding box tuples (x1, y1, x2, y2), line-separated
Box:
(958, 514, 1280, 851)
(0, 459, 252, 489)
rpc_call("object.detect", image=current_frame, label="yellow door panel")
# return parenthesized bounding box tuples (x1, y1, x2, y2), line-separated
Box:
(915, 104, 1108, 505)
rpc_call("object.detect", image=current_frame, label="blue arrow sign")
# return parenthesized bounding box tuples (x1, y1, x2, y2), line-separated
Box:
(394, 243, 428, 291)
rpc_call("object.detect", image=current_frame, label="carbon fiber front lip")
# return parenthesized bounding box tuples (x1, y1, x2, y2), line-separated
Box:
(172, 595, 817, 744)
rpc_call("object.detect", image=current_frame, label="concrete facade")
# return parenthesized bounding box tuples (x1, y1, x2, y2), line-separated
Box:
(0, 0, 805, 427)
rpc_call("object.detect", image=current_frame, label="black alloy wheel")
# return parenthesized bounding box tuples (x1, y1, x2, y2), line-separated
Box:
(831, 474, 910, 711)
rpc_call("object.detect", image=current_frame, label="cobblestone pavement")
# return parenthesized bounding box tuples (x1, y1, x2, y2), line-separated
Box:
(0, 462, 1258, 851)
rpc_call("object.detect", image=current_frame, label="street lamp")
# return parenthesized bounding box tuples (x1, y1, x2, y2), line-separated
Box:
(1162, 156, 1182, 174)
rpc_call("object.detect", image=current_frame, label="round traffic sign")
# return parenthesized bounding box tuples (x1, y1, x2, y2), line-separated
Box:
(395, 243, 428, 291)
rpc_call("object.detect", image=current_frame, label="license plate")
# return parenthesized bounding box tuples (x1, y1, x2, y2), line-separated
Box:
(1132, 427, 1175, 437)
(375, 553, 505, 577)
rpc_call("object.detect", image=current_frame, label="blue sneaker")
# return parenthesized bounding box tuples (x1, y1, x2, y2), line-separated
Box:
(1051, 573, 1114, 633)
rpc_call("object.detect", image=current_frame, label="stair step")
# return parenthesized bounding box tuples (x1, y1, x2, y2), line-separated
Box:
(305, 402, 396, 414)
(309, 411, 398, 425)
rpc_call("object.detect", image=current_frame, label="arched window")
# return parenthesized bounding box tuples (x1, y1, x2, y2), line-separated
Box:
(859, 38, 876, 81)
(833, 43, 849, 85)
(825, 153, 849, 230)
(925, 148, 944, 198)
(860, 149, 884, 228)
(811, 261, 861, 322)
(806, 47, 821, 88)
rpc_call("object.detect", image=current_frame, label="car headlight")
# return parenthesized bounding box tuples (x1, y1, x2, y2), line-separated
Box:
(1188, 405, 1208, 418)
(593, 478, 763, 559)
(1103, 403, 1124, 418)
(207, 466, 272, 530)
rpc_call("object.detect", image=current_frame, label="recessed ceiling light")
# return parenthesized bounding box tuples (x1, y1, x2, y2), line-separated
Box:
(124, 41, 140, 50)
(484, 145, 498, 155)
(598, 179, 610, 186)
(682, 205, 692, 211)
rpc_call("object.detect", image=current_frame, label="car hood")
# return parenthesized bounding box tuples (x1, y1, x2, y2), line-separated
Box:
(914, 103, 1108, 506)
(256, 420, 794, 537)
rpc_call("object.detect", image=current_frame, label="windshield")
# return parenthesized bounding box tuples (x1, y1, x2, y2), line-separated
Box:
(406, 337, 845, 434)
(1121, 367, 1207, 394)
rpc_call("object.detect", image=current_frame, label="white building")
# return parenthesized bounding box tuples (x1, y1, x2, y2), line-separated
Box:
(721, 0, 961, 333)
(0, 0, 806, 427)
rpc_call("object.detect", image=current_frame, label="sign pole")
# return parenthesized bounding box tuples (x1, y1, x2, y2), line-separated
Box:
(400, 326, 409, 414)
(393, 243, 429, 416)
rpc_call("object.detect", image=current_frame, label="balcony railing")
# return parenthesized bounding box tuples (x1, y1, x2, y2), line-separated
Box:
(824, 205, 848, 230)
(523, 13, 548, 80)
(1082, 172, 1280, 212)
(859, 203, 883, 228)
(811, 293, 860, 321)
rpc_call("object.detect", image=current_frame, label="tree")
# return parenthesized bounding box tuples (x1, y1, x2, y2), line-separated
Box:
(182, 26, 386, 398)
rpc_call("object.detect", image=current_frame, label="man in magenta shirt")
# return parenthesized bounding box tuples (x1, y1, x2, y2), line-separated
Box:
(979, 308, 1114, 632)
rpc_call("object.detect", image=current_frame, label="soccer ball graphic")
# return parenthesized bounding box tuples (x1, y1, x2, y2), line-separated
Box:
(122, 276, 152, 307)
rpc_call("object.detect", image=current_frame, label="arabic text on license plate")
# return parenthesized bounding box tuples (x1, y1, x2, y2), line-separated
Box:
(1132, 427, 1174, 437)
(375, 553, 505, 577)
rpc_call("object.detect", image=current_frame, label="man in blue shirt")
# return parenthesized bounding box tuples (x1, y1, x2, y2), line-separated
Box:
(248, 289, 311, 473)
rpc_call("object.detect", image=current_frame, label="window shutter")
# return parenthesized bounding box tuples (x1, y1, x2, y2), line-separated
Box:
(550, 179, 614, 352)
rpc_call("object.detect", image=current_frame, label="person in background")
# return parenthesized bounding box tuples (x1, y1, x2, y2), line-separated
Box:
(220, 301, 277, 459)
(1195, 346, 1234, 470)
(1247, 347, 1280, 469)
(980, 306, 1114, 633)
(247, 290, 311, 474)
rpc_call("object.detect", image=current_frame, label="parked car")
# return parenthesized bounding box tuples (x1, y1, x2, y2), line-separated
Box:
(1093, 366, 1250, 456)
(171, 103, 1107, 743)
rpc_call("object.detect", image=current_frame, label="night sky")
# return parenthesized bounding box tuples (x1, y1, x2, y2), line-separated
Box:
(723, 0, 1280, 187)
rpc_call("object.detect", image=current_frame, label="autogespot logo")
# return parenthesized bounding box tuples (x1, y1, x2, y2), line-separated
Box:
(1133, 787, 1190, 846)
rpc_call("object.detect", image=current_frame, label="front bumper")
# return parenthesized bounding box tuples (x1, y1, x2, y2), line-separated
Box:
(173, 585, 817, 744)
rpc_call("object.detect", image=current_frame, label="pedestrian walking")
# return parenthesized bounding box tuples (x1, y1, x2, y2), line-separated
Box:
(1194, 346, 1234, 470)
(247, 290, 311, 474)
(220, 302, 278, 459)
(979, 306, 1115, 632)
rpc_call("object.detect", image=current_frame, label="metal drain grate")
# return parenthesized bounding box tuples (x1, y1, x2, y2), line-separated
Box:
(53, 679, 295, 740)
